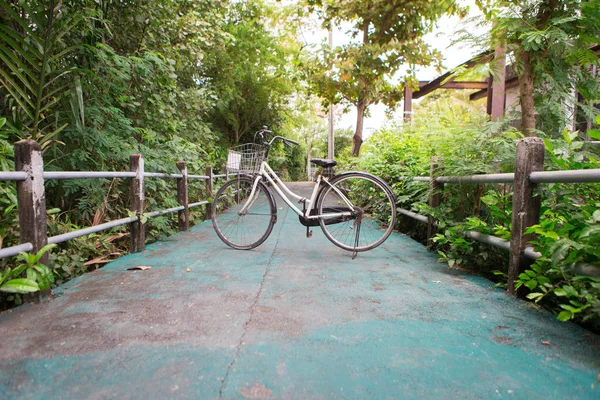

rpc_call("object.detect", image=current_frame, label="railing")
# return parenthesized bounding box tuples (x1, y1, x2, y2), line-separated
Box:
(396, 137, 600, 295)
(0, 139, 231, 263)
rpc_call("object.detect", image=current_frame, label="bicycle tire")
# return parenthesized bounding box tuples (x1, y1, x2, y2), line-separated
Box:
(211, 176, 277, 250)
(317, 172, 396, 252)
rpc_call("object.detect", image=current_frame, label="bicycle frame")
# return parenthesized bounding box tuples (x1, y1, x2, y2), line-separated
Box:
(238, 161, 354, 221)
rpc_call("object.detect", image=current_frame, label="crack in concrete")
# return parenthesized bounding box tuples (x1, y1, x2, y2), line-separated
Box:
(218, 207, 288, 399)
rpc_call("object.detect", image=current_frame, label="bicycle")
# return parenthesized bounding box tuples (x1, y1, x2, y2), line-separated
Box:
(211, 127, 397, 258)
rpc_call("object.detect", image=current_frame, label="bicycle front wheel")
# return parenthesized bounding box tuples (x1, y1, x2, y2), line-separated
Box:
(317, 173, 396, 252)
(211, 176, 276, 250)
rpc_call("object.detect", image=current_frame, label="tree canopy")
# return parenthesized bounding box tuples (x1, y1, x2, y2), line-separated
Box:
(302, 0, 465, 155)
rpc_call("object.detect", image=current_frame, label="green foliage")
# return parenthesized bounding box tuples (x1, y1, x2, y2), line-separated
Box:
(302, 0, 465, 155)
(472, 0, 600, 135)
(0, 244, 56, 295)
(0, 0, 304, 309)
(515, 133, 600, 329)
(206, 1, 300, 144)
(355, 84, 600, 330)
(0, 0, 83, 145)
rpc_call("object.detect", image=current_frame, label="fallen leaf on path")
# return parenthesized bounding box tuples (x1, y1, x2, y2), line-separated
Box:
(84, 256, 115, 266)
(127, 266, 152, 271)
(541, 340, 550, 346)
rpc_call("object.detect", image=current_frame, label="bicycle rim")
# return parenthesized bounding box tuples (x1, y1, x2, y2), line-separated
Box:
(212, 176, 276, 250)
(318, 173, 396, 252)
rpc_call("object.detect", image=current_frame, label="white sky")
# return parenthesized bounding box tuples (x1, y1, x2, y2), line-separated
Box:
(300, 1, 485, 135)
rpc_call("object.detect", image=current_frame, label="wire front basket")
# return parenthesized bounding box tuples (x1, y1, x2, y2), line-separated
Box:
(227, 143, 267, 174)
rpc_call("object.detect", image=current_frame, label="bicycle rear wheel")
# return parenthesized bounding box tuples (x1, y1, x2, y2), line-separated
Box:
(317, 173, 396, 252)
(212, 176, 276, 250)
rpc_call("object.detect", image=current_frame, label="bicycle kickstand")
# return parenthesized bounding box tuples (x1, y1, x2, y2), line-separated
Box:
(301, 199, 312, 238)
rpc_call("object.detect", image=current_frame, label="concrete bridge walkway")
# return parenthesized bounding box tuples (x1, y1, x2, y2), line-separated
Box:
(1, 183, 598, 399)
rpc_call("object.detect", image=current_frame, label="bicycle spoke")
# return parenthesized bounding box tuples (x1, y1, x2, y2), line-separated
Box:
(212, 177, 276, 250)
(318, 173, 396, 253)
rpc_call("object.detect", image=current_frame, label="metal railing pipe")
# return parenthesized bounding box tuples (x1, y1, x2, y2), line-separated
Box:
(189, 201, 209, 208)
(529, 169, 600, 184)
(144, 172, 183, 179)
(523, 246, 542, 260)
(147, 206, 185, 218)
(397, 207, 428, 224)
(437, 173, 515, 184)
(0, 171, 27, 181)
(0, 242, 33, 259)
(48, 217, 137, 245)
(413, 177, 429, 182)
(466, 231, 511, 252)
(188, 175, 209, 180)
(44, 171, 136, 180)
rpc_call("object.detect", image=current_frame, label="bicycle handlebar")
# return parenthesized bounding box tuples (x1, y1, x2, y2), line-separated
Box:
(271, 136, 299, 147)
(255, 126, 299, 147)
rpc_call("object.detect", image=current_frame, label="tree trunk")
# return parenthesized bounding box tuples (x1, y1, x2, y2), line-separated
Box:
(351, 21, 370, 157)
(516, 50, 536, 136)
(352, 102, 366, 156)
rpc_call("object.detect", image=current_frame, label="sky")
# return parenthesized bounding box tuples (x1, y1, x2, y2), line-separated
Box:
(299, 1, 486, 135)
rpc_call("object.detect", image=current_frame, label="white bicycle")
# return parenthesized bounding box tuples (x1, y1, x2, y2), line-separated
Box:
(211, 127, 397, 257)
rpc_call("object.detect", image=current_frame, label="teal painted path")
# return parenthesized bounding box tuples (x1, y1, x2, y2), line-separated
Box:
(1, 183, 599, 399)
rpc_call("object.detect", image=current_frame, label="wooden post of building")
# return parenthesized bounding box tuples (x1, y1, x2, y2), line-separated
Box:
(427, 156, 443, 247)
(508, 137, 544, 296)
(403, 84, 413, 121)
(205, 166, 213, 220)
(14, 140, 48, 265)
(490, 45, 506, 121)
(130, 154, 145, 253)
(485, 77, 493, 116)
(177, 161, 189, 232)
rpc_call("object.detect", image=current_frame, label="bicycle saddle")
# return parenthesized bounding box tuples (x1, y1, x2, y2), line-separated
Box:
(310, 158, 337, 168)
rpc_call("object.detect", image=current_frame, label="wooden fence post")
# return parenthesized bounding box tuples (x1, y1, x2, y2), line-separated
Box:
(222, 165, 229, 181)
(130, 154, 145, 253)
(427, 156, 443, 247)
(205, 166, 213, 220)
(508, 137, 544, 296)
(14, 140, 48, 265)
(177, 161, 189, 232)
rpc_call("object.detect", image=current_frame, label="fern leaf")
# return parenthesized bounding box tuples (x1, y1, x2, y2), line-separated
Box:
(0, 50, 38, 95)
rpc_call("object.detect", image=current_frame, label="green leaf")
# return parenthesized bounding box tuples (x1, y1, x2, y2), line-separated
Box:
(480, 195, 498, 206)
(587, 130, 600, 140)
(526, 292, 543, 300)
(560, 305, 579, 313)
(537, 276, 551, 286)
(542, 231, 559, 240)
(557, 311, 572, 321)
(525, 279, 538, 290)
(0, 278, 39, 293)
(525, 270, 537, 277)
(553, 288, 567, 296)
